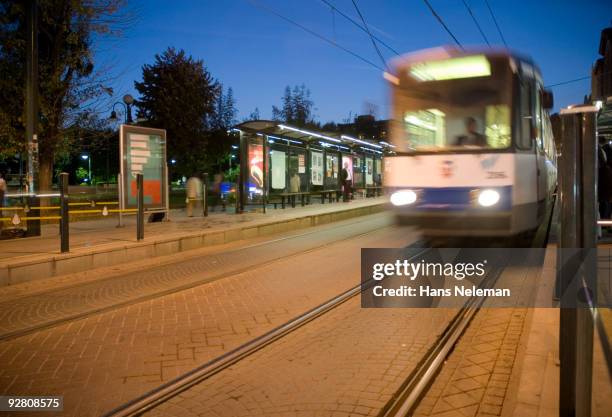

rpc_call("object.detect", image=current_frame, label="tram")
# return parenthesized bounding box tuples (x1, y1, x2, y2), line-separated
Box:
(384, 47, 557, 237)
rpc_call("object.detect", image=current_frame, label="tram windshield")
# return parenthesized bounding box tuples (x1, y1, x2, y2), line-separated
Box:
(393, 55, 513, 153)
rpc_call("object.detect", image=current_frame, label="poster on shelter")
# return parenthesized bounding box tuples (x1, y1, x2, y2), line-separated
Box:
(332, 156, 338, 178)
(120, 125, 167, 210)
(249, 143, 264, 192)
(310, 151, 323, 185)
(298, 154, 306, 174)
(366, 157, 373, 185)
(271, 150, 286, 190)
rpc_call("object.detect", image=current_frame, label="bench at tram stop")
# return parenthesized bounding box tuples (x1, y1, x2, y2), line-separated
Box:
(269, 190, 341, 209)
(353, 186, 383, 199)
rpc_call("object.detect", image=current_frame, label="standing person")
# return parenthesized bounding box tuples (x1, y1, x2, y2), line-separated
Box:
(289, 171, 301, 207)
(185, 174, 202, 217)
(340, 162, 351, 202)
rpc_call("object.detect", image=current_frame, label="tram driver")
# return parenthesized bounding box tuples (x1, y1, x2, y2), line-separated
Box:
(455, 117, 487, 147)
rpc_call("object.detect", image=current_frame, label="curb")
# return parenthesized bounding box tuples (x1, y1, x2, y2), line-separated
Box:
(0, 203, 385, 286)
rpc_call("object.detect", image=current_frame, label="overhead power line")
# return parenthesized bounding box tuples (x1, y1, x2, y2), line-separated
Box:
(320, 0, 401, 56)
(545, 71, 612, 89)
(462, 0, 490, 46)
(248, 0, 385, 72)
(350, 0, 390, 71)
(484, 0, 508, 47)
(422, 0, 464, 50)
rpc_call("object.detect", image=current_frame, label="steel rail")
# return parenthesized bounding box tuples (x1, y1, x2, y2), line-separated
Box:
(102, 246, 432, 417)
(0, 214, 394, 342)
(382, 196, 557, 417)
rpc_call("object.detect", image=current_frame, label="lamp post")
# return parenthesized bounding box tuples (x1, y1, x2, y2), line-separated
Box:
(81, 153, 91, 183)
(109, 94, 134, 124)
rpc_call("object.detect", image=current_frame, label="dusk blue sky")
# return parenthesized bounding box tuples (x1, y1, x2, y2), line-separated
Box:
(96, 0, 612, 124)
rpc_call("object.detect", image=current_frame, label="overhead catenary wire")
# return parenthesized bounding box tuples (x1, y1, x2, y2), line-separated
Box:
(545, 70, 612, 89)
(350, 0, 390, 71)
(462, 0, 490, 46)
(422, 0, 464, 50)
(484, 0, 508, 47)
(320, 0, 401, 56)
(248, 0, 385, 72)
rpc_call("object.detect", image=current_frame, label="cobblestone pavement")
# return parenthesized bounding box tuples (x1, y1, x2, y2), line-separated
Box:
(0, 214, 391, 338)
(144, 298, 458, 417)
(0, 218, 417, 417)
(412, 308, 527, 417)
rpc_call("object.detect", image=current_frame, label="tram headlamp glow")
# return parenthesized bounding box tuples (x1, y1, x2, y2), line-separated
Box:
(477, 189, 500, 207)
(390, 190, 417, 206)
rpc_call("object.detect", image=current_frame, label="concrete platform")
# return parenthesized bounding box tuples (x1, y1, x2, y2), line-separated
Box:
(0, 198, 386, 285)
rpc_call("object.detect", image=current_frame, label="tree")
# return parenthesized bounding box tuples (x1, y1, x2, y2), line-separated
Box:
(135, 47, 219, 176)
(271, 84, 315, 127)
(248, 107, 260, 120)
(0, 0, 130, 191)
(212, 85, 237, 130)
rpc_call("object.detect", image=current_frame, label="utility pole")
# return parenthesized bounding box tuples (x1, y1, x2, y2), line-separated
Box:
(25, 0, 40, 236)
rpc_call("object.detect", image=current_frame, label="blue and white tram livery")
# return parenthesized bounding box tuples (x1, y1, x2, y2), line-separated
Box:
(384, 47, 557, 237)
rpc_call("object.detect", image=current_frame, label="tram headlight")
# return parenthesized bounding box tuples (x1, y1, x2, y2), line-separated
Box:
(390, 190, 418, 206)
(477, 189, 500, 207)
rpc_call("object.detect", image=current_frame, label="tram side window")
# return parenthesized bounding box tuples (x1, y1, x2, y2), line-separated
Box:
(535, 87, 543, 150)
(517, 82, 534, 149)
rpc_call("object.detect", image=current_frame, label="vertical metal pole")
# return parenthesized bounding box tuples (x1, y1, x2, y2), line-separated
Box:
(238, 132, 247, 213)
(262, 136, 267, 214)
(136, 173, 144, 240)
(164, 163, 170, 221)
(59, 173, 69, 253)
(575, 111, 596, 417)
(25, 0, 40, 237)
(559, 113, 579, 417)
(558, 109, 597, 417)
(202, 172, 208, 217)
(117, 172, 124, 227)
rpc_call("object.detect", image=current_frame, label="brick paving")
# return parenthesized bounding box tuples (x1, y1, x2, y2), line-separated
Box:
(0, 219, 416, 417)
(0, 214, 390, 338)
(143, 298, 459, 417)
(412, 308, 528, 417)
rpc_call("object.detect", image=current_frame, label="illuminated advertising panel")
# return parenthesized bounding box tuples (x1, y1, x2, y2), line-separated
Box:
(120, 125, 167, 210)
(248, 143, 264, 193)
(366, 157, 374, 185)
(310, 151, 323, 185)
(271, 150, 286, 190)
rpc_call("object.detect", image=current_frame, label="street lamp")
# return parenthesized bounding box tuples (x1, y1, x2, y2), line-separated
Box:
(81, 153, 91, 183)
(109, 94, 134, 123)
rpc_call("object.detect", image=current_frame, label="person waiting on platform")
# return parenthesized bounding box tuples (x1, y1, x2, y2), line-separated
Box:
(455, 117, 487, 147)
(185, 174, 203, 217)
(289, 170, 301, 206)
(340, 162, 352, 202)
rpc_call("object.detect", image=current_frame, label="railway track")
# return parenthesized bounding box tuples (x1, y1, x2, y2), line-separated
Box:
(103, 199, 555, 417)
(0, 214, 393, 342)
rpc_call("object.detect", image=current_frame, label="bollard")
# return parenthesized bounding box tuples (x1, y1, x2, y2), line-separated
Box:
(136, 173, 144, 240)
(558, 106, 597, 417)
(202, 172, 208, 217)
(59, 172, 69, 253)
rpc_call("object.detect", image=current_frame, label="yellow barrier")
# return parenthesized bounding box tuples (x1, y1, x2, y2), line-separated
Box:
(1, 216, 61, 222)
(1, 201, 120, 210)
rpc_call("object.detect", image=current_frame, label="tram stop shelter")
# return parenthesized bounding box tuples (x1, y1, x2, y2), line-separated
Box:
(233, 120, 393, 212)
